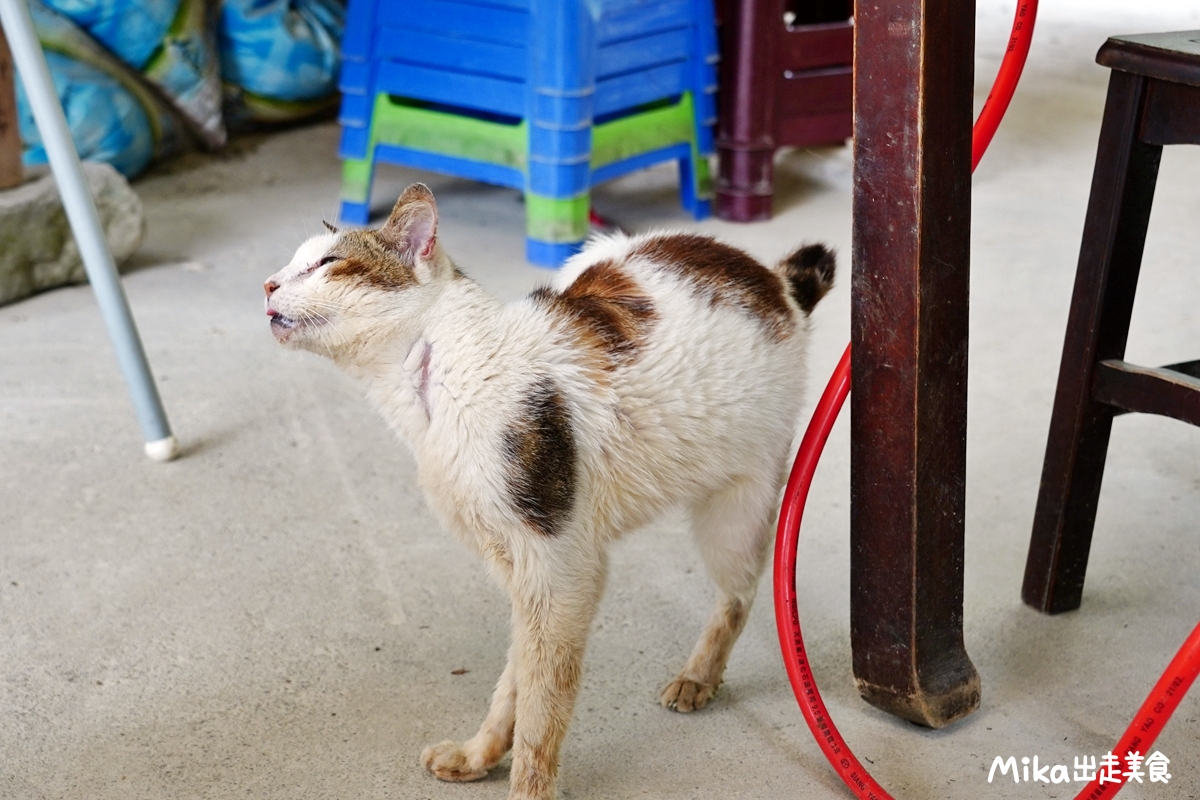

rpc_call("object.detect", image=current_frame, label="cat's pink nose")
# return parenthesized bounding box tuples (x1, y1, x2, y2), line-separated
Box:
(264, 280, 279, 299)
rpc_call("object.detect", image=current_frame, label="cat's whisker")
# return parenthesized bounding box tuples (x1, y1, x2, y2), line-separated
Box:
(297, 309, 337, 357)
(304, 298, 352, 314)
(305, 308, 352, 339)
(315, 327, 338, 358)
(299, 293, 350, 309)
(307, 310, 349, 355)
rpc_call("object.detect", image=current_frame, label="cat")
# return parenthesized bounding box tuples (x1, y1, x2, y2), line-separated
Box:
(264, 184, 834, 800)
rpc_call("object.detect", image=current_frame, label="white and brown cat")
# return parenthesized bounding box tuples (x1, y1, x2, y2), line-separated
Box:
(265, 184, 834, 800)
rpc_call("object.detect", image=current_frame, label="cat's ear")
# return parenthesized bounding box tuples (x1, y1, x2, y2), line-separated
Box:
(379, 184, 438, 265)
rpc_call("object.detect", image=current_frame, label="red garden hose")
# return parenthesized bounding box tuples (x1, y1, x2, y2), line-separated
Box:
(972, 2, 1038, 171)
(773, 3, 1200, 798)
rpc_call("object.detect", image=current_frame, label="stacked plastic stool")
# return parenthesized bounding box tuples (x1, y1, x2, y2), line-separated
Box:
(336, 0, 717, 266)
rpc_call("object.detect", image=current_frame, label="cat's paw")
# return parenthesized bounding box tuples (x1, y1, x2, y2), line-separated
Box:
(659, 677, 718, 713)
(421, 740, 489, 782)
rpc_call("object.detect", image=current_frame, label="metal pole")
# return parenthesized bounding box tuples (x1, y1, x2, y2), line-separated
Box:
(0, 0, 177, 461)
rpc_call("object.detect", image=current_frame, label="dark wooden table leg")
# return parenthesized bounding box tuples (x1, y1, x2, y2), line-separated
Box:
(1, 26, 25, 190)
(849, 0, 980, 728)
(1022, 72, 1163, 614)
(715, 0, 778, 222)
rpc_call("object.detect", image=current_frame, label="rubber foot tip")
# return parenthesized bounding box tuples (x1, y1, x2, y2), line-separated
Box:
(144, 436, 179, 462)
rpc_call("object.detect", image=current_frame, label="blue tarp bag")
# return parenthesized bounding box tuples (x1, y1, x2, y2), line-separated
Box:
(219, 0, 344, 127)
(15, 0, 186, 177)
(15, 0, 345, 175)
(17, 52, 155, 177)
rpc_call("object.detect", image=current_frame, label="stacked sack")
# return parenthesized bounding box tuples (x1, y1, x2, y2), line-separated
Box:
(14, 0, 345, 178)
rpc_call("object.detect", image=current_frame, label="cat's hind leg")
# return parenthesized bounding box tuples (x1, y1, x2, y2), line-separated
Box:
(421, 638, 518, 781)
(661, 473, 780, 712)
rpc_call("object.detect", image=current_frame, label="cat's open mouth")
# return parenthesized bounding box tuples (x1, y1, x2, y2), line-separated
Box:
(269, 312, 319, 343)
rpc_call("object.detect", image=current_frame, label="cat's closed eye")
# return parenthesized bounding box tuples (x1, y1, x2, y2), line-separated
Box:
(302, 255, 340, 276)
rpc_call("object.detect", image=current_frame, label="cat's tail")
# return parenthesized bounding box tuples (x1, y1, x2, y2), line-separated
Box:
(776, 244, 836, 315)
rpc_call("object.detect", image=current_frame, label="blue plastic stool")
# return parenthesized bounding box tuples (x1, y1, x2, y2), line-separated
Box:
(336, 0, 717, 266)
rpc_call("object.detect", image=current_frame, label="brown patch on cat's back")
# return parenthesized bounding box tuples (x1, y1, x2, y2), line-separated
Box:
(530, 259, 657, 369)
(503, 379, 576, 536)
(323, 230, 417, 290)
(634, 234, 795, 341)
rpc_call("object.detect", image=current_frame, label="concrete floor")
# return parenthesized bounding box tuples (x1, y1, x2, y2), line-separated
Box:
(3, 5, 1199, 799)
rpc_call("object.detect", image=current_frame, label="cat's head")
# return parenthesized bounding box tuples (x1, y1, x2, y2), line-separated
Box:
(264, 184, 455, 362)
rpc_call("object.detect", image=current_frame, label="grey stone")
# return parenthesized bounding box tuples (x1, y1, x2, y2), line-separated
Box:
(0, 161, 145, 307)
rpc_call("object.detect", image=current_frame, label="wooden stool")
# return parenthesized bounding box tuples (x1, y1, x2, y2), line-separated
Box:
(713, 0, 852, 221)
(1023, 31, 1200, 614)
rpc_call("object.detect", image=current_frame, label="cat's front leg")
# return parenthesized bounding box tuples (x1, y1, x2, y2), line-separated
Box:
(506, 558, 604, 800)
(421, 638, 518, 781)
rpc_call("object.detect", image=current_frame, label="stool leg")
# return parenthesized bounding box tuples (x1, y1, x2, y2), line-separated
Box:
(681, 87, 714, 220)
(339, 153, 375, 225)
(524, 0, 594, 267)
(1, 27, 22, 190)
(714, 0, 778, 222)
(524, 192, 588, 267)
(678, 149, 712, 221)
(683, 1, 716, 221)
(1023, 71, 1163, 614)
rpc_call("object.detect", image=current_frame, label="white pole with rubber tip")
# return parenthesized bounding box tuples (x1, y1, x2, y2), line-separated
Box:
(0, 0, 178, 461)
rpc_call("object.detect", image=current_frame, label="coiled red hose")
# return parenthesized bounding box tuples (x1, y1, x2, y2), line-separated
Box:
(773, 3, 1200, 798)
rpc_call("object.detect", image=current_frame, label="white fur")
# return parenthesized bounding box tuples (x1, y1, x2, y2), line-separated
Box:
(266, 193, 823, 800)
